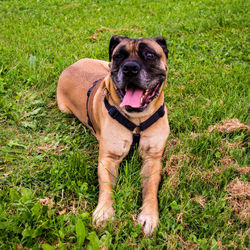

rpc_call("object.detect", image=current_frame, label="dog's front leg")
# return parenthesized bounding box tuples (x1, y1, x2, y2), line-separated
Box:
(137, 153, 162, 236)
(92, 149, 123, 225)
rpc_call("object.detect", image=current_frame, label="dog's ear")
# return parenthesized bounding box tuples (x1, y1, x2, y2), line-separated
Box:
(154, 36, 169, 59)
(109, 35, 128, 61)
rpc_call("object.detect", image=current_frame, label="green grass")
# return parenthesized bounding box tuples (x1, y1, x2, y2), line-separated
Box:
(0, 0, 249, 249)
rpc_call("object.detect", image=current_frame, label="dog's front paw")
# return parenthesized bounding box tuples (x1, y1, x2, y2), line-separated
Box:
(93, 203, 114, 225)
(137, 211, 159, 236)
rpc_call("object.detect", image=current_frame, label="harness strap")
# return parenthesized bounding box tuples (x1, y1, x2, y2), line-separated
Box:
(139, 104, 165, 131)
(104, 96, 165, 151)
(104, 97, 165, 132)
(86, 78, 103, 133)
(104, 98, 136, 132)
(130, 133, 141, 154)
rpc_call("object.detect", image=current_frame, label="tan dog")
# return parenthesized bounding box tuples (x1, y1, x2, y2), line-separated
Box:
(57, 36, 170, 236)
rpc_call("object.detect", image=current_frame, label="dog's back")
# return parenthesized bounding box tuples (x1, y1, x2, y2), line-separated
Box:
(57, 59, 109, 124)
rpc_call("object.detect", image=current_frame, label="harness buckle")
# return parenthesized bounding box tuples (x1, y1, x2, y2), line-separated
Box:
(133, 126, 141, 134)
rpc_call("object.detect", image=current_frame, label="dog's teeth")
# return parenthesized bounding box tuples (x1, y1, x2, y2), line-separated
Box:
(141, 96, 144, 105)
(144, 89, 150, 97)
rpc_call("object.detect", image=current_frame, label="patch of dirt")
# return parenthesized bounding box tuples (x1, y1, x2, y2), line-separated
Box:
(96, 26, 115, 33)
(90, 34, 98, 41)
(163, 154, 189, 176)
(3, 171, 12, 177)
(63, 3, 81, 8)
(33, 144, 67, 155)
(227, 178, 250, 198)
(48, 100, 57, 107)
(226, 178, 250, 222)
(162, 154, 189, 188)
(218, 140, 249, 175)
(167, 174, 180, 188)
(191, 117, 201, 125)
(39, 198, 54, 209)
(56, 197, 88, 215)
(188, 163, 231, 187)
(228, 199, 250, 222)
(174, 72, 181, 78)
(191, 195, 206, 208)
(58, 209, 66, 215)
(224, 140, 243, 150)
(208, 118, 250, 133)
(176, 235, 199, 249)
(190, 132, 201, 138)
(36, 145, 57, 151)
(220, 156, 238, 168)
(90, 26, 116, 41)
(177, 212, 184, 222)
(163, 138, 181, 159)
(90, 26, 138, 41)
(130, 213, 138, 228)
(166, 138, 180, 149)
(236, 167, 250, 175)
(163, 138, 181, 164)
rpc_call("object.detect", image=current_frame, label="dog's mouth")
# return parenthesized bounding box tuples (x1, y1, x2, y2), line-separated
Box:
(116, 83, 162, 112)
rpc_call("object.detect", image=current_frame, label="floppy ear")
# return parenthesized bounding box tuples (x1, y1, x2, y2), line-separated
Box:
(109, 35, 128, 61)
(154, 36, 169, 59)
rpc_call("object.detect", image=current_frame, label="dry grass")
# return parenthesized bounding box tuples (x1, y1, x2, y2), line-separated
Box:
(209, 119, 250, 133)
(220, 156, 238, 168)
(191, 196, 207, 209)
(162, 154, 189, 188)
(226, 178, 250, 222)
(90, 26, 138, 41)
(39, 198, 54, 209)
(236, 167, 250, 175)
(190, 132, 201, 138)
(163, 154, 187, 176)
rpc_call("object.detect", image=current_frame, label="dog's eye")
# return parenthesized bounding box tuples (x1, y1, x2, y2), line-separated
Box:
(113, 53, 124, 60)
(145, 51, 155, 60)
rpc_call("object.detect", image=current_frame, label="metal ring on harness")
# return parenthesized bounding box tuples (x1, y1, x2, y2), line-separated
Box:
(102, 87, 109, 97)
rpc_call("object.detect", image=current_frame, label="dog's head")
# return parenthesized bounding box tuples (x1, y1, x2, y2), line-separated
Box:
(109, 35, 168, 114)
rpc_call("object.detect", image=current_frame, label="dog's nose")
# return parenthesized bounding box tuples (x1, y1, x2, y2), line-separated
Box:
(122, 61, 140, 77)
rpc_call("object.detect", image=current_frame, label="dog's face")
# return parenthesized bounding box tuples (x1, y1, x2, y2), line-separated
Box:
(109, 35, 169, 113)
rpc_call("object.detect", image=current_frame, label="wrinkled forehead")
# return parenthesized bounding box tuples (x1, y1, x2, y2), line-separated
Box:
(113, 38, 166, 58)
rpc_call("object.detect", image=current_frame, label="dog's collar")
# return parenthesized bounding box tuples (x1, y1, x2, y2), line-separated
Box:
(104, 97, 165, 153)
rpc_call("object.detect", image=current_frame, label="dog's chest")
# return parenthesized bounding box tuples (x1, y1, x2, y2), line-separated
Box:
(100, 126, 132, 158)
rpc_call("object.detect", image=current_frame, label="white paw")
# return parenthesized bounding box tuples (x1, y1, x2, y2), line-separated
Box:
(92, 203, 114, 225)
(137, 212, 159, 236)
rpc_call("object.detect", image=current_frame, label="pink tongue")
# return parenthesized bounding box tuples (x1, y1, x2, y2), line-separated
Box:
(120, 87, 143, 108)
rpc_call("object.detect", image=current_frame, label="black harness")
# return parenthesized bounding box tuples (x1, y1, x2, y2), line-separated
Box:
(86, 79, 165, 153)
(86, 78, 103, 133)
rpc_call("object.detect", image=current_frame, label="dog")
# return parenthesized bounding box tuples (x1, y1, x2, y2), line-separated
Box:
(57, 35, 170, 236)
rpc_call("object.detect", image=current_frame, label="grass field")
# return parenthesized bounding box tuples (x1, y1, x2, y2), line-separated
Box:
(0, 0, 249, 249)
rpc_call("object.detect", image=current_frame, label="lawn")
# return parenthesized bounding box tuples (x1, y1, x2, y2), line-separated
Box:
(0, 0, 249, 249)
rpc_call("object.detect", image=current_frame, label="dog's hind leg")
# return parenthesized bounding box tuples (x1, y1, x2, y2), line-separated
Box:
(57, 94, 73, 114)
(57, 73, 74, 114)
